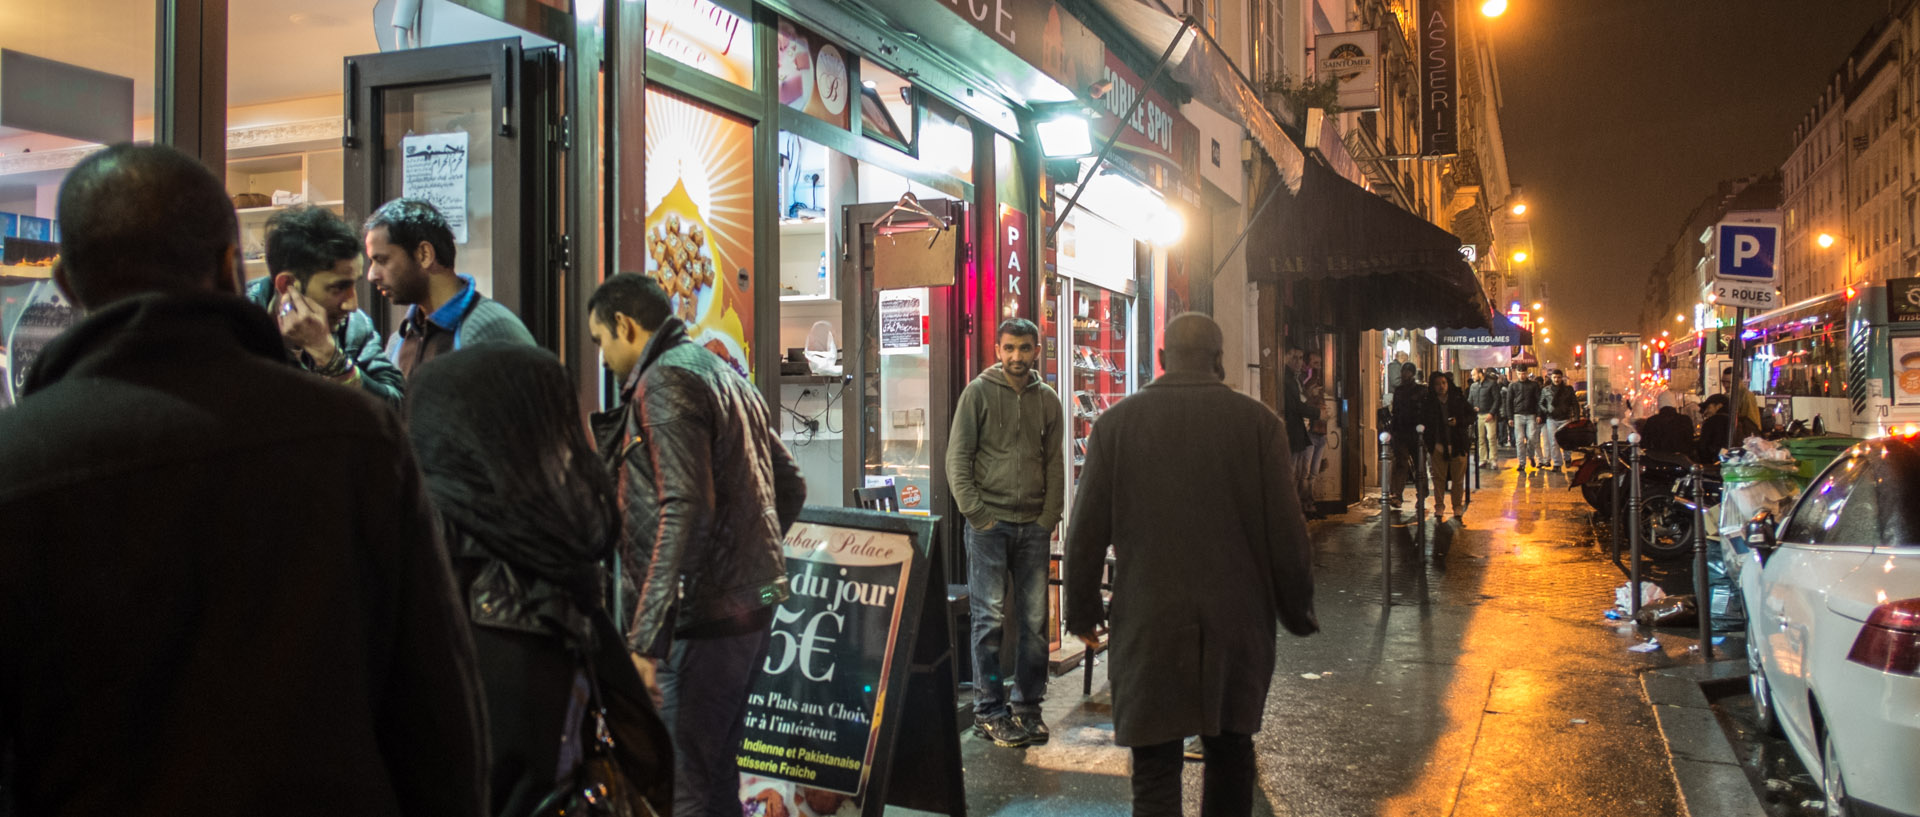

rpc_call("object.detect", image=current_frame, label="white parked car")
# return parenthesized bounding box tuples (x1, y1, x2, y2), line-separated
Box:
(1742, 432, 1920, 817)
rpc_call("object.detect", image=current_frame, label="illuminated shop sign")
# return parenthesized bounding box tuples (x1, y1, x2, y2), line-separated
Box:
(646, 0, 753, 88)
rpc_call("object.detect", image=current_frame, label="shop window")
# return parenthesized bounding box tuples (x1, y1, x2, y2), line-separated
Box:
(646, 0, 754, 88)
(775, 132, 848, 507)
(860, 64, 915, 152)
(1, 2, 158, 407)
(920, 100, 974, 184)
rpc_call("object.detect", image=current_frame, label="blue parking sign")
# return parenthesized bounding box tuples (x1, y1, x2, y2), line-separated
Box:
(1717, 224, 1778, 281)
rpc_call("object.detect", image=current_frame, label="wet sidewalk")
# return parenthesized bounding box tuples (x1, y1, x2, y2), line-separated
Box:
(954, 463, 1715, 817)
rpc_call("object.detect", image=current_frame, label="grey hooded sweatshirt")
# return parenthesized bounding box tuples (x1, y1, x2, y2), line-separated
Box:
(946, 363, 1065, 531)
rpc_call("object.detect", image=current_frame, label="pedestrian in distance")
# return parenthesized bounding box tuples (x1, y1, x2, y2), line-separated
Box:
(1467, 368, 1504, 468)
(406, 343, 674, 817)
(946, 317, 1066, 748)
(246, 203, 405, 405)
(585, 273, 806, 817)
(1424, 372, 1476, 523)
(1283, 346, 1315, 514)
(1539, 369, 1580, 470)
(1064, 313, 1317, 817)
(1303, 350, 1331, 519)
(0, 143, 487, 816)
(1386, 361, 1429, 508)
(364, 197, 535, 379)
(1506, 369, 1544, 471)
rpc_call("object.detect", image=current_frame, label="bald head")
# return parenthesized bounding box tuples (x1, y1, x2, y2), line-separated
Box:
(56, 143, 240, 308)
(1160, 312, 1225, 378)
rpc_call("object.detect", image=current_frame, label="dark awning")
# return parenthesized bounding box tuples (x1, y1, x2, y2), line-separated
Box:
(1245, 157, 1491, 332)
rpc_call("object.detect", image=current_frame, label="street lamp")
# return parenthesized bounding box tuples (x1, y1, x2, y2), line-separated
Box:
(1512, 251, 1528, 263)
(1510, 202, 1527, 216)
(1481, 0, 1508, 17)
(1531, 301, 1543, 310)
(1816, 232, 1836, 249)
(1675, 314, 1685, 323)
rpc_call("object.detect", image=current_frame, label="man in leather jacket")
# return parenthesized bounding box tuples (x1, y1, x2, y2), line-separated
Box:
(1505, 370, 1544, 471)
(1538, 369, 1580, 471)
(587, 273, 806, 817)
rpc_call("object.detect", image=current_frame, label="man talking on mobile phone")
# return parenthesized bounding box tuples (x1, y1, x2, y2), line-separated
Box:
(243, 204, 403, 405)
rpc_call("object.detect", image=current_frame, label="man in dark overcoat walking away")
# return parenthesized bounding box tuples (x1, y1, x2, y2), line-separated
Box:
(1064, 313, 1318, 817)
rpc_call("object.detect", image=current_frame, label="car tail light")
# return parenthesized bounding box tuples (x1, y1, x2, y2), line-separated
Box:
(1848, 598, 1920, 675)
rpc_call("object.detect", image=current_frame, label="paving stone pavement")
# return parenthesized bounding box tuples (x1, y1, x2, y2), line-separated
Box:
(951, 461, 1713, 817)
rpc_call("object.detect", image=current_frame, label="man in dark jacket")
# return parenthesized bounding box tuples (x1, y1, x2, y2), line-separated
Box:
(1506, 370, 1544, 471)
(1467, 369, 1504, 468)
(1539, 369, 1580, 470)
(1065, 313, 1315, 817)
(0, 144, 486, 817)
(364, 198, 536, 378)
(1424, 373, 1476, 522)
(245, 204, 404, 405)
(586, 273, 805, 817)
(946, 318, 1065, 747)
(1387, 362, 1429, 508)
(1641, 405, 1696, 458)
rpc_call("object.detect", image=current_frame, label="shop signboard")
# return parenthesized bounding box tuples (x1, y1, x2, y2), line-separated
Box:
(646, 0, 754, 88)
(1893, 335, 1920, 407)
(999, 205, 1029, 314)
(929, 0, 1104, 94)
(735, 508, 962, 817)
(1888, 277, 1920, 323)
(777, 19, 852, 129)
(1438, 327, 1520, 347)
(1315, 30, 1383, 111)
(4, 281, 76, 405)
(400, 132, 470, 244)
(645, 89, 757, 378)
(1092, 51, 1201, 202)
(1418, 0, 1458, 156)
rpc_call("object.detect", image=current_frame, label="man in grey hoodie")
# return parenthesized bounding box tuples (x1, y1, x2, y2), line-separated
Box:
(946, 317, 1065, 749)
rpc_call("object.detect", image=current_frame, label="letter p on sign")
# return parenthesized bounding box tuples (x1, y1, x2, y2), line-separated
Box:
(1716, 223, 1778, 282)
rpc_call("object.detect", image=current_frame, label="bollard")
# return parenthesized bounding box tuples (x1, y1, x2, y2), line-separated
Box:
(1628, 432, 1645, 618)
(1380, 432, 1393, 606)
(1691, 465, 1713, 660)
(1414, 424, 1428, 550)
(1609, 419, 1623, 562)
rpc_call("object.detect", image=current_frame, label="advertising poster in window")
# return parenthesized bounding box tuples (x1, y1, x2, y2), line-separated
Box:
(735, 521, 917, 807)
(877, 291, 925, 354)
(645, 89, 756, 377)
(777, 18, 851, 129)
(1893, 335, 1920, 407)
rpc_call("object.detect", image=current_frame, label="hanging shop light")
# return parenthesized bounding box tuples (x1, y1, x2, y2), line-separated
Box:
(1035, 102, 1096, 158)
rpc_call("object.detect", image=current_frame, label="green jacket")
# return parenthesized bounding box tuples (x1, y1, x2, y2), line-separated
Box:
(946, 364, 1065, 531)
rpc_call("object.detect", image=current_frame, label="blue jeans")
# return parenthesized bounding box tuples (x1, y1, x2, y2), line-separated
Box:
(1544, 418, 1571, 467)
(1513, 415, 1540, 464)
(966, 520, 1051, 719)
(658, 618, 773, 817)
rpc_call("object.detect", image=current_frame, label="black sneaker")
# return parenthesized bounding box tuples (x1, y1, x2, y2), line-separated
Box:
(973, 715, 1030, 747)
(1012, 713, 1050, 745)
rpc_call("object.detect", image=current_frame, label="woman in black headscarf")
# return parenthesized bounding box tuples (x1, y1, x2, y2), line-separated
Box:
(406, 343, 670, 817)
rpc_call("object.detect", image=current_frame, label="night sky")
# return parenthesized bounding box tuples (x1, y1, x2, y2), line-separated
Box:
(1490, 0, 1891, 366)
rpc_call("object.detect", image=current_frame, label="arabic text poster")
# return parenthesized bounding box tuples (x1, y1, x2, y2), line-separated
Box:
(402, 132, 470, 244)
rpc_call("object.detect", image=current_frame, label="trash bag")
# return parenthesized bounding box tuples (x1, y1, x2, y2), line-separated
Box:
(1614, 581, 1666, 611)
(804, 320, 841, 375)
(1706, 547, 1746, 634)
(1634, 594, 1697, 627)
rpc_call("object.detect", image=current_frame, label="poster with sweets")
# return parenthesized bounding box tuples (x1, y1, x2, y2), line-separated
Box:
(777, 18, 851, 129)
(645, 88, 757, 378)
